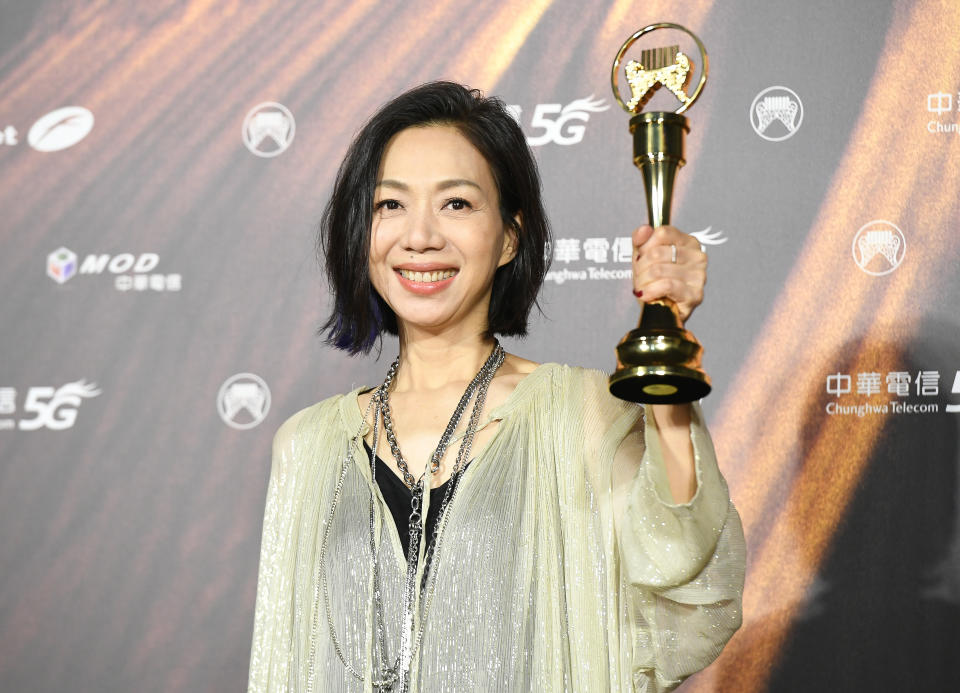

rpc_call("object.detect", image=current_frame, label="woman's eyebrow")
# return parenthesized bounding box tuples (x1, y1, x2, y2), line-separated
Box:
(375, 179, 409, 191)
(436, 178, 482, 191)
(375, 178, 481, 191)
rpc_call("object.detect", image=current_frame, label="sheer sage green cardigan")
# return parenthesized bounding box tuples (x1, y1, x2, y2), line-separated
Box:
(248, 364, 745, 692)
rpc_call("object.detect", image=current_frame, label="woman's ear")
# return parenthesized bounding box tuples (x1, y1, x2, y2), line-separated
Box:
(498, 213, 521, 267)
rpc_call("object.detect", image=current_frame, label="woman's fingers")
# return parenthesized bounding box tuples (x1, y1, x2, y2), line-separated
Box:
(631, 224, 656, 251)
(631, 225, 708, 323)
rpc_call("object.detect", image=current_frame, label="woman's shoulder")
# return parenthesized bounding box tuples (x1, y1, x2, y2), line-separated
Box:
(272, 390, 355, 453)
(495, 358, 633, 413)
(498, 360, 642, 445)
(551, 364, 639, 412)
(500, 354, 606, 380)
(512, 359, 616, 390)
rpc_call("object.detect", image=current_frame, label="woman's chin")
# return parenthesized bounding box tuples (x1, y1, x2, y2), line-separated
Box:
(397, 316, 458, 333)
(394, 310, 484, 338)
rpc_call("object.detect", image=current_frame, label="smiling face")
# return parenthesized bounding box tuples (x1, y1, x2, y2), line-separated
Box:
(369, 124, 517, 341)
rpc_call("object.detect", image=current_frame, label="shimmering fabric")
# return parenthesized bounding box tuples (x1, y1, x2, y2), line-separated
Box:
(248, 364, 745, 692)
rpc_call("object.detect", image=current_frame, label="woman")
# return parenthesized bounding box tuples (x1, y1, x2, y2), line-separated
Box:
(248, 82, 745, 693)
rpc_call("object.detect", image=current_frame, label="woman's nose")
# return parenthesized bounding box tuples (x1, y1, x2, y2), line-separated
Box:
(402, 206, 444, 252)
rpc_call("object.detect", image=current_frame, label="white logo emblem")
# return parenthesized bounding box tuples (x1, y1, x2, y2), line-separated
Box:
(925, 91, 960, 134)
(690, 226, 728, 248)
(47, 246, 78, 284)
(45, 249, 181, 291)
(1, 125, 18, 146)
(852, 220, 906, 276)
(750, 86, 803, 141)
(242, 102, 295, 157)
(947, 371, 960, 413)
(218, 373, 271, 429)
(508, 95, 610, 146)
(17, 380, 102, 431)
(28, 106, 95, 152)
(927, 92, 953, 115)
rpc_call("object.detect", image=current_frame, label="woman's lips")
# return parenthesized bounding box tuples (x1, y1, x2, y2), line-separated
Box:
(394, 268, 458, 294)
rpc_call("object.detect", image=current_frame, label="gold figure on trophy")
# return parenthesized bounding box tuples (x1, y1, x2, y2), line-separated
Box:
(625, 45, 693, 111)
(608, 23, 712, 404)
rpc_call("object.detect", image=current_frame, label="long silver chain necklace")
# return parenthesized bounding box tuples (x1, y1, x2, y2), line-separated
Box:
(312, 341, 505, 691)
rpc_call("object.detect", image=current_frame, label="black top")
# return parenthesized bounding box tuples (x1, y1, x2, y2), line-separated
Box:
(362, 440, 451, 559)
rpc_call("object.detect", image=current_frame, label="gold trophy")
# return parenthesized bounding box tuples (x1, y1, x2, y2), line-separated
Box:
(608, 23, 712, 404)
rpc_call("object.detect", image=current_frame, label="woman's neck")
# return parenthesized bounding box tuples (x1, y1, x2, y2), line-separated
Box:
(392, 330, 497, 394)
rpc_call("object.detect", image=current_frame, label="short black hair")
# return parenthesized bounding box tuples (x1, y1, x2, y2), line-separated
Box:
(318, 81, 551, 354)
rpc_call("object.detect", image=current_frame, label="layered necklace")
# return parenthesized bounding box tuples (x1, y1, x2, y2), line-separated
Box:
(312, 340, 505, 692)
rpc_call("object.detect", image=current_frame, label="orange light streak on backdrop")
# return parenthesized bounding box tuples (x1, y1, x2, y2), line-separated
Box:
(0, 0, 565, 420)
(687, 1, 960, 691)
(0, 0, 560, 247)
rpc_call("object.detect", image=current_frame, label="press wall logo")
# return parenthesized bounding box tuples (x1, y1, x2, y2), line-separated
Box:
(750, 86, 803, 141)
(46, 246, 182, 291)
(506, 96, 610, 146)
(852, 220, 905, 276)
(690, 226, 728, 250)
(1, 106, 94, 152)
(47, 247, 77, 283)
(0, 380, 102, 431)
(1, 124, 18, 146)
(825, 369, 960, 417)
(217, 373, 271, 430)
(242, 102, 295, 157)
(544, 226, 726, 285)
(926, 92, 960, 134)
(29, 107, 95, 152)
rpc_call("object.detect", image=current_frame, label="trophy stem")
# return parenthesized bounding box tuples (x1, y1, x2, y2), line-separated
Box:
(631, 111, 689, 227)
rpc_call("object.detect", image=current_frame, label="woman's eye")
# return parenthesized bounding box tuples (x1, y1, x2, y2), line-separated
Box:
(445, 198, 471, 211)
(375, 199, 401, 211)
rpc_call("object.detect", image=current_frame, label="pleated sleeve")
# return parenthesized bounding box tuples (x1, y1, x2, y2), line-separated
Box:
(569, 367, 745, 692)
(247, 406, 312, 693)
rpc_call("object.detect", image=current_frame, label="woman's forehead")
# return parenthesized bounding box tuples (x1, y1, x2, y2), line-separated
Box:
(377, 125, 495, 190)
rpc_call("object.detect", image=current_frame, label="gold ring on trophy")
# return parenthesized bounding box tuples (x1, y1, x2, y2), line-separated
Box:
(610, 22, 708, 116)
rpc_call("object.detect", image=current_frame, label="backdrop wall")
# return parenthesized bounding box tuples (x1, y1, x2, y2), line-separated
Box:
(2, 0, 958, 691)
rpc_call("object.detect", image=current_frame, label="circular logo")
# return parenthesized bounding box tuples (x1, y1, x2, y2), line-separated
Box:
(217, 373, 271, 429)
(750, 86, 803, 142)
(852, 220, 906, 276)
(242, 102, 295, 158)
(28, 106, 95, 152)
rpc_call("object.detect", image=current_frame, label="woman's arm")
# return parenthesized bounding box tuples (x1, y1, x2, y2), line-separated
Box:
(610, 399, 744, 692)
(649, 403, 696, 503)
(631, 223, 708, 504)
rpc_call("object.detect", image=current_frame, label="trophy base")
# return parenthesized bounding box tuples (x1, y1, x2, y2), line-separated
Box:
(608, 363, 711, 404)
(608, 301, 712, 404)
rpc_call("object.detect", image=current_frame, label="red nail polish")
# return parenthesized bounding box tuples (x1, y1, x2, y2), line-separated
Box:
(632, 289, 643, 297)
